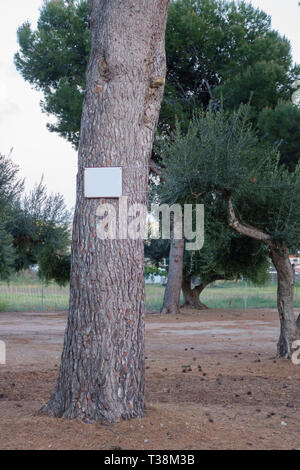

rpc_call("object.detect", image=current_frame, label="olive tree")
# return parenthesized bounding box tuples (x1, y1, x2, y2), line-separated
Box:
(159, 107, 300, 358)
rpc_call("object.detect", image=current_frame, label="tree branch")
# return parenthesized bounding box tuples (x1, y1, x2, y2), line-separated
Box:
(149, 159, 162, 176)
(227, 197, 271, 244)
(209, 274, 226, 283)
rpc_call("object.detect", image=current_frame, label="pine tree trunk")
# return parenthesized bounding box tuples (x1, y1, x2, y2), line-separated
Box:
(270, 245, 299, 358)
(161, 238, 184, 315)
(42, 0, 169, 423)
(181, 278, 209, 310)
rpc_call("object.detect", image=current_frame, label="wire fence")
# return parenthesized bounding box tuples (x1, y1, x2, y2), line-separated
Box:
(0, 281, 70, 312)
(1, 274, 300, 313)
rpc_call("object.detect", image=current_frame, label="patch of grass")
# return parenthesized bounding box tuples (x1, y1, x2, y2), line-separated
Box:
(0, 301, 9, 312)
(145, 284, 165, 311)
(0, 275, 70, 312)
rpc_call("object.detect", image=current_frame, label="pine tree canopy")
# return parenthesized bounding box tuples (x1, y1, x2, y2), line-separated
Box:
(14, 0, 300, 169)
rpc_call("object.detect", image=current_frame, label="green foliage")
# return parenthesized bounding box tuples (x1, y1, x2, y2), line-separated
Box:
(183, 226, 269, 286)
(164, 0, 296, 129)
(258, 101, 300, 170)
(38, 249, 71, 286)
(158, 106, 267, 204)
(145, 238, 170, 268)
(8, 180, 72, 285)
(0, 155, 70, 284)
(15, 0, 299, 163)
(0, 225, 14, 280)
(216, 61, 293, 114)
(146, 208, 269, 287)
(14, 0, 300, 283)
(0, 153, 24, 279)
(0, 153, 24, 214)
(145, 265, 167, 280)
(15, 0, 90, 147)
(165, 0, 300, 171)
(159, 106, 300, 252)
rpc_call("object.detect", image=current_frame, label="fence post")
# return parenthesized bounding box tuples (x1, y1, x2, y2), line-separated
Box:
(41, 280, 44, 311)
(244, 278, 248, 310)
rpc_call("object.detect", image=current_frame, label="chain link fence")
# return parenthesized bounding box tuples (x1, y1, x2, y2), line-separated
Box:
(0, 280, 69, 312)
(1, 273, 300, 313)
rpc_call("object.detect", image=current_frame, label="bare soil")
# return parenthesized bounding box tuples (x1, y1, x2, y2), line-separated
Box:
(1, 308, 300, 450)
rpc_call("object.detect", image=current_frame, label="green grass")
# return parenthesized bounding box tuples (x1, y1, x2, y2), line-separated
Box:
(146, 281, 300, 311)
(0, 300, 9, 312)
(1, 273, 300, 312)
(0, 273, 69, 312)
(201, 280, 300, 309)
(0, 285, 70, 312)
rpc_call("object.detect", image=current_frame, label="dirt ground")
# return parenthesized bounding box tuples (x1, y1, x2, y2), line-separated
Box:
(1, 307, 300, 450)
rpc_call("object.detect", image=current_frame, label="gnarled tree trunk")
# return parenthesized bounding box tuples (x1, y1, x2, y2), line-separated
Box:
(181, 278, 208, 310)
(43, 0, 169, 423)
(161, 238, 184, 315)
(228, 196, 300, 359)
(270, 245, 299, 358)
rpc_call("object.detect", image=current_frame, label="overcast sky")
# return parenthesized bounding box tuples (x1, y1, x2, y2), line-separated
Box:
(0, 0, 300, 208)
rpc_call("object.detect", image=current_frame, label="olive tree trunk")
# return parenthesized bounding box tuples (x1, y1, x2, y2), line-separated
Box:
(181, 279, 208, 310)
(161, 238, 184, 315)
(270, 245, 299, 358)
(228, 197, 299, 359)
(43, 0, 169, 423)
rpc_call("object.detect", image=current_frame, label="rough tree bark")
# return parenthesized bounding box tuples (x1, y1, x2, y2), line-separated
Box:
(270, 245, 299, 357)
(181, 275, 226, 310)
(181, 279, 209, 310)
(42, 0, 169, 423)
(228, 197, 300, 359)
(161, 238, 184, 315)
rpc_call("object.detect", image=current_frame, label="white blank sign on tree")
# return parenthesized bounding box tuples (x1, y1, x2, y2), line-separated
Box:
(84, 167, 123, 198)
